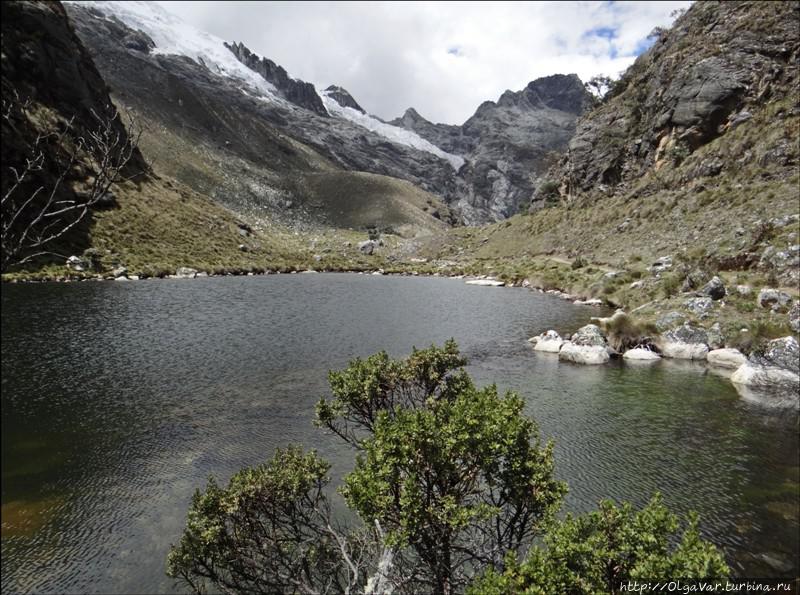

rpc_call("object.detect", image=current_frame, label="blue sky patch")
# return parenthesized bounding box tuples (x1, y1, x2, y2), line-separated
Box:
(447, 46, 463, 57)
(633, 36, 657, 56)
(584, 26, 618, 41)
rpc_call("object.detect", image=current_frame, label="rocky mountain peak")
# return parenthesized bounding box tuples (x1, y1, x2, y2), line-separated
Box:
(522, 73, 591, 115)
(495, 74, 589, 114)
(323, 85, 365, 113)
(224, 41, 328, 116)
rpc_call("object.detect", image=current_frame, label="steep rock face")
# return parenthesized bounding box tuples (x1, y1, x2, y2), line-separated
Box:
(390, 74, 592, 222)
(545, 1, 800, 197)
(455, 74, 592, 222)
(224, 41, 328, 116)
(1, 0, 145, 267)
(324, 85, 365, 114)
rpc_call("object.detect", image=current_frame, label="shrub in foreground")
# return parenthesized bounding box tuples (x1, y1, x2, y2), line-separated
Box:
(168, 342, 728, 594)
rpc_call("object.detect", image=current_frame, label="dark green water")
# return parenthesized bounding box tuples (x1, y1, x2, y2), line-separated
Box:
(2, 274, 798, 593)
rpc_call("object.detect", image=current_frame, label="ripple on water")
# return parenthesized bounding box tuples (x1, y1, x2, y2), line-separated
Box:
(2, 274, 798, 593)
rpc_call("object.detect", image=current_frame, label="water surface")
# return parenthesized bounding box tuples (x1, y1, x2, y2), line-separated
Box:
(2, 274, 798, 593)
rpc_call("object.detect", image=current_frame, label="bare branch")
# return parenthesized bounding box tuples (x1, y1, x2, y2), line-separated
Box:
(2, 91, 144, 273)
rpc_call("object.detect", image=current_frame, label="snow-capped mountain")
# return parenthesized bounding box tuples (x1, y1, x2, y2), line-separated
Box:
(64, 0, 590, 224)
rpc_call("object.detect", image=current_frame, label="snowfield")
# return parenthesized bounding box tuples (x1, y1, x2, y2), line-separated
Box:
(66, 1, 280, 100)
(321, 91, 465, 171)
(67, 1, 464, 171)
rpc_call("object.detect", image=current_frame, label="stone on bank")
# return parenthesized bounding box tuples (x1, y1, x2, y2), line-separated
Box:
(558, 324, 610, 365)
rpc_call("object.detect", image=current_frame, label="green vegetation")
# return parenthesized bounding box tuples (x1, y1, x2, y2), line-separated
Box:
(168, 343, 727, 594)
(470, 496, 728, 595)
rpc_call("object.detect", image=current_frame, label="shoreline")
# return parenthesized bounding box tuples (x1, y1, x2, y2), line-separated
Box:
(4, 269, 797, 400)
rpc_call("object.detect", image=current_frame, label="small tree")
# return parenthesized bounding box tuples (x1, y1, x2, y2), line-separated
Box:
(318, 340, 565, 594)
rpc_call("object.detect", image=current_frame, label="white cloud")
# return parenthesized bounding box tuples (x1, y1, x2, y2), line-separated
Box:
(154, 0, 691, 124)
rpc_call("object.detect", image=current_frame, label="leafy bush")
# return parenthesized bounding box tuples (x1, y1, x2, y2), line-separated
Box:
(469, 495, 728, 595)
(537, 180, 561, 204)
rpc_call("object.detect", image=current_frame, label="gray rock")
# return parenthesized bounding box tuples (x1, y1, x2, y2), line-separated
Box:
(66, 255, 88, 272)
(706, 323, 725, 350)
(358, 240, 377, 255)
(656, 311, 686, 332)
(757, 336, 800, 375)
(663, 323, 709, 346)
(649, 256, 673, 274)
(175, 267, 198, 278)
(728, 110, 752, 128)
(789, 302, 800, 333)
(111, 266, 128, 278)
(757, 288, 792, 312)
(684, 297, 714, 317)
(735, 285, 752, 296)
(569, 324, 607, 347)
(701, 275, 726, 300)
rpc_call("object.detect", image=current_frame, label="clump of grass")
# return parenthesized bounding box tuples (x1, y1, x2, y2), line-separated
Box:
(598, 312, 658, 352)
(660, 272, 682, 298)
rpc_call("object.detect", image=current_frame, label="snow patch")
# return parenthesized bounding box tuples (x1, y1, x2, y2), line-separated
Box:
(320, 91, 465, 171)
(66, 1, 281, 101)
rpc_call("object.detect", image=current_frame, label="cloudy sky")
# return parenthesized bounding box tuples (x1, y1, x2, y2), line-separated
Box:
(154, 1, 691, 124)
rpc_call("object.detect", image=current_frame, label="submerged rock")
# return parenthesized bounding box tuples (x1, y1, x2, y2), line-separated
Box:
(730, 362, 799, 387)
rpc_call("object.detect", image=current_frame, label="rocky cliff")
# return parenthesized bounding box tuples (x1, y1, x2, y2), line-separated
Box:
(544, 1, 799, 200)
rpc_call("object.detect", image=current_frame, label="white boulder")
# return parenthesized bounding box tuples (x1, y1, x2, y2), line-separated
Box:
(531, 330, 564, 353)
(706, 348, 747, 369)
(623, 348, 661, 361)
(465, 279, 505, 287)
(559, 342, 610, 365)
(660, 342, 709, 360)
(730, 362, 799, 387)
